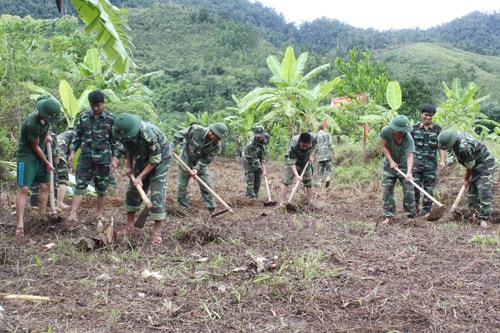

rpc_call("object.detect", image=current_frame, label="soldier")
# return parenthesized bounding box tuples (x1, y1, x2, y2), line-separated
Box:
(56, 126, 77, 209)
(242, 126, 267, 199)
(380, 115, 416, 224)
(15, 96, 61, 237)
(29, 125, 59, 207)
(410, 105, 446, 217)
(172, 122, 228, 213)
(235, 132, 242, 163)
(438, 129, 495, 229)
(112, 113, 172, 243)
(277, 132, 317, 208)
(316, 125, 335, 188)
(68, 90, 120, 231)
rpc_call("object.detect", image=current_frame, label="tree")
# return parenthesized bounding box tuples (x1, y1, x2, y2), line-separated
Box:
(433, 78, 497, 138)
(54, 0, 134, 74)
(234, 46, 339, 138)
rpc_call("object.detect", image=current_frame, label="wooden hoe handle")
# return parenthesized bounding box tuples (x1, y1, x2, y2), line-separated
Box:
(173, 152, 233, 212)
(131, 175, 152, 208)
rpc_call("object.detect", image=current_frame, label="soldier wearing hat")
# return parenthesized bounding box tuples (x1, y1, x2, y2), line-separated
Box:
(172, 122, 228, 213)
(380, 115, 417, 224)
(112, 113, 172, 243)
(277, 132, 317, 208)
(242, 126, 268, 199)
(438, 129, 495, 229)
(15, 96, 61, 237)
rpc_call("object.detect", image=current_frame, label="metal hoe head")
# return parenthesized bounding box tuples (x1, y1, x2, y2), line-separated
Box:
(426, 205, 446, 222)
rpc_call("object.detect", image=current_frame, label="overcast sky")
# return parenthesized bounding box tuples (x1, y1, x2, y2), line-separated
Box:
(252, 0, 499, 31)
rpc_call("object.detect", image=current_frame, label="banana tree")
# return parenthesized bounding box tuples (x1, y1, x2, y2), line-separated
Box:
(54, 0, 134, 74)
(235, 46, 337, 138)
(433, 78, 496, 137)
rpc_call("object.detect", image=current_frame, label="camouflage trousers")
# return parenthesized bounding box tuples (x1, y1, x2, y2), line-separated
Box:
(126, 157, 171, 221)
(467, 160, 495, 220)
(242, 160, 262, 198)
(412, 163, 437, 214)
(176, 161, 216, 211)
(74, 161, 110, 196)
(317, 159, 333, 182)
(382, 165, 416, 217)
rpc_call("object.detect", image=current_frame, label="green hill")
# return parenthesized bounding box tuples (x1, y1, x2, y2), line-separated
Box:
(375, 43, 500, 101)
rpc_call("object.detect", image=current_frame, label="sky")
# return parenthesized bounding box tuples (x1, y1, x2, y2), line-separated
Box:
(252, 0, 499, 31)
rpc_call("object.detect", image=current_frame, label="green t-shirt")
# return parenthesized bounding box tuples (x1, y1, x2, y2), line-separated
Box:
(379, 126, 415, 167)
(16, 112, 49, 162)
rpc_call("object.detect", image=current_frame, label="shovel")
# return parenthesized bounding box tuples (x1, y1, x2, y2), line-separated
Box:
(262, 164, 277, 207)
(395, 168, 445, 221)
(173, 152, 233, 218)
(46, 142, 58, 216)
(285, 162, 309, 211)
(131, 175, 153, 228)
(451, 184, 467, 213)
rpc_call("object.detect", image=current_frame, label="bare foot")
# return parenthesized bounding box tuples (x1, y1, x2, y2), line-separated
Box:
(15, 227, 24, 237)
(479, 220, 491, 229)
(153, 234, 162, 244)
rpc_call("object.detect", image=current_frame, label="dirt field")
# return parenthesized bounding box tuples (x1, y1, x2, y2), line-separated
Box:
(1, 157, 499, 332)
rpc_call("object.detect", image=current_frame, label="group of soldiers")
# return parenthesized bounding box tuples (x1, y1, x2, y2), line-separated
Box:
(381, 105, 495, 229)
(15, 91, 231, 244)
(14, 93, 495, 243)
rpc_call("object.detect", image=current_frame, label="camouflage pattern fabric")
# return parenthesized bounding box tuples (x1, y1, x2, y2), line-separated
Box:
(317, 160, 333, 183)
(172, 125, 220, 211)
(411, 122, 442, 213)
(242, 135, 267, 198)
(121, 122, 172, 221)
(71, 109, 119, 195)
(235, 136, 242, 158)
(382, 166, 416, 217)
(451, 132, 496, 220)
(282, 133, 317, 187)
(56, 129, 76, 185)
(379, 126, 416, 218)
(316, 130, 334, 183)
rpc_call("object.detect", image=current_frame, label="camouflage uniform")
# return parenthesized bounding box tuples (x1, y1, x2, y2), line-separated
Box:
(56, 128, 76, 186)
(282, 133, 317, 187)
(450, 132, 495, 220)
(242, 135, 267, 198)
(316, 130, 334, 185)
(380, 126, 416, 218)
(120, 122, 172, 221)
(71, 109, 120, 196)
(172, 125, 220, 211)
(411, 122, 442, 214)
(235, 135, 242, 159)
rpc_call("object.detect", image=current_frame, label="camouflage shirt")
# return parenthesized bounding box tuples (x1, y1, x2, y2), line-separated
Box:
(316, 130, 333, 162)
(119, 122, 172, 167)
(172, 124, 220, 170)
(285, 133, 317, 167)
(57, 129, 76, 162)
(16, 111, 50, 162)
(71, 109, 119, 165)
(242, 135, 267, 169)
(451, 131, 495, 169)
(411, 122, 442, 167)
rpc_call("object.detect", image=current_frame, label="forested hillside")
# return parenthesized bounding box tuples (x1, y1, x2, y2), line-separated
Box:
(1, 0, 499, 120)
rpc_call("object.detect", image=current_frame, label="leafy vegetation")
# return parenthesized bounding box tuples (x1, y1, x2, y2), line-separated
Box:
(1, 1, 499, 163)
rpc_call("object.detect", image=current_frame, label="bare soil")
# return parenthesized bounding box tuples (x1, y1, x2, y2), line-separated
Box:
(1, 157, 499, 333)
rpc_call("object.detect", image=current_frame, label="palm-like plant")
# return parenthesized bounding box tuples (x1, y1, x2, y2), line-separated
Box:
(235, 46, 339, 137)
(55, 0, 133, 74)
